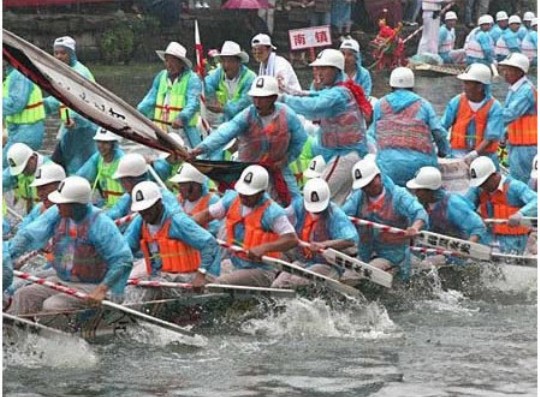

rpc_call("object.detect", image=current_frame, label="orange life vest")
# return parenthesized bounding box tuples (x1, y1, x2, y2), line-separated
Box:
(450, 94, 498, 153)
(479, 181, 530, 235)
(179, 194, 212, 227)
(508, 87, 537, 146)
(225, 197, 280, 258)
(299, 213, 330, 259)
(140, 219, 201, 274)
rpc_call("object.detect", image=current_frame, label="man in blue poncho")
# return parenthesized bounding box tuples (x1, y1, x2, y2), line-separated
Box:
(340, 38, 372, 96)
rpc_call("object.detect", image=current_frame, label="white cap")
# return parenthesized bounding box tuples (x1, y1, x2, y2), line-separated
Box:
(351, 158, 381, 189)
(30, 162, 66, 187)
(248, 76, 279, 97)
(340, 38, 360, 53)
(310, 49, 345, 71)
(234, 165, 268, 195)
(304, 155, 326, 179)
(48, 176, 91, 204)
(469, 156, 497, 187)
(131, 181, 162, 212)
(303, 178, 331, 213)
(93, 127, 121, 142)
(445, 11, 458, 21)
(523, 11, 535, 21)
(169, 163, 206, 184)
(532, 18, 538, 27)
(53, 36, 76, 51)
(499, 52, 530, 73)
(7, 143, 34, 176)
(457, 63, 492, 84)
(478, 15, 493, 25)
(218, 41, 249, 63)
(496, 11, 509, 21)
(113, 153, 148, 179)
(156, 42, 192, 68)
(251, 33, 276, 50)
(509, 15, 522, 24)
(406, 167, 442, 190)
(531, 155, 538, 179)
(389, 67, 415, 88)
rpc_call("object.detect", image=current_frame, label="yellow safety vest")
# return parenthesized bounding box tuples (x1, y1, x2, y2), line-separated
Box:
(3, 72, 45, 125)
(93, 156, 124, 208)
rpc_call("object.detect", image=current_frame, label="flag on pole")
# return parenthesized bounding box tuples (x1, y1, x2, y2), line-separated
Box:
(194, 20, 212, 137)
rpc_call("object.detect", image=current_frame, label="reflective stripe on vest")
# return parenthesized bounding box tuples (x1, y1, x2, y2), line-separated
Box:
(377, 98, 434, 154)
(3, 73, 45, 125)
(450, 94, 498, 153)
(140, 219, 201, 274)
(495, 36, 512, 57)
(216, 68, 251, 107)
(320, 87, 365, 149)
(465, 34, 491, 59)
(479, 181, 530, 235)
(521, 37, 537, 60)
(439, 29, 455, 53)
(225, 197, 280, 258)
(15, 173, 39, 214)
(93, 156, 124, 208)
(508, 87, 537, 146)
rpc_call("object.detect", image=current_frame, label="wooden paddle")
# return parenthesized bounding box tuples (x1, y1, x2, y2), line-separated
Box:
(3, 312, 88, 341)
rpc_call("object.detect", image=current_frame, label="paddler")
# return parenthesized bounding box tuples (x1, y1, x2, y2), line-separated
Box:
(438, 11, 466, 64)
(465, 15, 495, 65)
(340, 38, 373, 96)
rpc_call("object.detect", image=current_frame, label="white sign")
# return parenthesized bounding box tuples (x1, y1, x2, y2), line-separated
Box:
(288, 25, 332, 51)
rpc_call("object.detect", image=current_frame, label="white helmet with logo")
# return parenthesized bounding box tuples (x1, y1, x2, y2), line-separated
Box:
(469, 156, 497, 187)
(169, 163, 206, 184)
(248, 76, 279, 97)
(93, 127, 121, 142)
(235, 165, 268, 195)
(406, 167, 442, 190)
(457, 63, 492, 85)
(304, 178, 331, 213)
(7, 143, 34, 176)
(131, 181, 163, 212)
(389, 67, 415, 88)
(304, 155, 327, 179)
(310, 49, 345, 71)
(30, 162, 66, 187)
(113, 153, 148, 179)
(351, 158, 381, 189)
(48, 176, 91, 204)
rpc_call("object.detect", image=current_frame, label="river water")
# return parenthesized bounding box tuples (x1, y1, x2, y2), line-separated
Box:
(3, 63, 537, 396)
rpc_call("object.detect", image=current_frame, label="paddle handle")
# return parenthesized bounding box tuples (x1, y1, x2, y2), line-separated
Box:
(349, 216, 407, 235)
(114, 213, 138, 227)
(128, 278, 194, 290)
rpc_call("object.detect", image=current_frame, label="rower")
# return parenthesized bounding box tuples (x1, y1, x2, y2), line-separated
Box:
(369, 67, 449, 187)
(190, 76, 307, 207)
(342, 158, 428, 281)
(340, 38, 372, 96)
(521, 18, 537, 66)
(169, 163, 220, 236)
(522, 11, 536, 34)
(76, 127, 125, 208)
(204, 41, 256, 123)
(137, 42, 202, 148)
(7, 176, 133, 315)
(106, 153, 180, 221)
(272, 178, 358, 288)
(45, 36, 97, 174)
(281, 49, 371, 204)
(465, 156, 537, 254)
(499, 53, 537, 183)
(3, 143, 48, 214)
(495, 15, 523, 62)
(193, 165, 298, 287)
(441, 63, 503, 167)
(124, 181, 220, 287)
(438, 11, 466, 64)
(406, 166, 487, 243)
(490, 11, 509, 44)
(465, 15, 495, 66)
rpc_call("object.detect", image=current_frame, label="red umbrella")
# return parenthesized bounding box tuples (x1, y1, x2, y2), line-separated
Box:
(222, 0, 268, 9)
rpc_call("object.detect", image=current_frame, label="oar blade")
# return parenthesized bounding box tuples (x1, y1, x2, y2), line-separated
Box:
(205, 284, 296, 299)
(491, 253, 538, 268)
(417, 231, 492, 261)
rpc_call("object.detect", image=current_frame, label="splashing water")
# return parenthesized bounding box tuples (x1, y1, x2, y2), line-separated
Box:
(122, 322, 207, 348)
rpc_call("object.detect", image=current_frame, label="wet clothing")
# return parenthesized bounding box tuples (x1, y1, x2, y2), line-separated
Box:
(345, 55, 373, 97)
(522, 30, 538, 66)
(495, 29, 523, 61)
(465, 29, 495, 65)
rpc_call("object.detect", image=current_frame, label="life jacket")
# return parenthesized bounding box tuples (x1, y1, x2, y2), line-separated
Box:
(439, 26, 455, 54)
(3, 73, 45, 125)
(289, 138, 313, 189)
(93, 156, 124, 208)
(15, 173, 39, 214)
(216, 67, 252, 107)
(427, 193, 464, 239)
(140, 219, 201, 275)
(153, 71, 199, 132)
(38, 204, 55, 263)
(495, 31, 521, 58)
(319, 86, 366, 149)
(521, 33, 537, 61)
(479, 180, 530, 235)
(51, 212, 108, 283)
(376, 98, 434, 154)
(179, 194, 212, 227)
(237, 106, 290, 163)
(299, 211, 329, 261)
(507, 86, 537, 146)
(225, 197, 280, 258)
(465, 31, 493, 59)
(450, 94, 498, 153)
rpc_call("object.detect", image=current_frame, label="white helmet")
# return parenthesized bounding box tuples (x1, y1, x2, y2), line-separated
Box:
(406, 167, 442, 190)
(532, 18, 538, 27)
(48, 176, 91, 204)
(339, 38, 360, 53)
(310, 49, 345, 71)
(303, 178, 331, 213)
(496, 11, 509, 21)
(445, 11, 458, 21)
(499, 52, 530, 73)
(469, 156, 497, 187)
(457, 63, 492, 84)
(351, 158, 381, 189)
(531, 155, 538, 179)
(508, 15, 522, 25)
(131, 181, 162, 212)
(93, 127, 121, 142)
(234, 165, 268, 195)
(169, 163, 206, 184)
(113, 153, 148, 179)
(523, 11, 535, 22)
(30, 162, 66, 187)
(389, 67, 415, 88)
(478, 14, 493, 25)
(248, 76, 279, 97)
(304, 155, 327, 179)
(7, 143, 34, 176)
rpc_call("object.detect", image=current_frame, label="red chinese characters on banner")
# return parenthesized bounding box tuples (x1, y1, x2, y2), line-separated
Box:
(288, 25, 332, 51)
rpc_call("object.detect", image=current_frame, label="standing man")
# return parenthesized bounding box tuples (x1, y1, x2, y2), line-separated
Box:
(138, 42, 202, 148)
(340, 38, 373, 96)
(417, 0, 446, 55)
(438, 11, 466, 64)
(499, 53, 537, 183)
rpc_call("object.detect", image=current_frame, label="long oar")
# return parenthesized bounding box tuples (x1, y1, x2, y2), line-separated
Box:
(6, 206, 23, 221)
(410, 246, 537, 267)
(13, 270, 200, 339)
(484, 217, 537, 228)
(216, 239, 362, 299)
(3, 312, 87, 341)
(297, 240, 392, 288)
